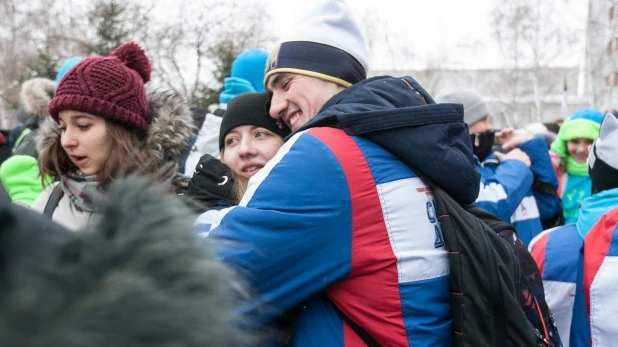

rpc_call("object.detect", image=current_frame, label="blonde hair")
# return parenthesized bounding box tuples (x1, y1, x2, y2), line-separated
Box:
(220, 149, 248, 204)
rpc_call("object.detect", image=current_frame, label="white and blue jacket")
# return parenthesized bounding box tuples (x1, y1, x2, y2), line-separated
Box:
(569, 189, 618, 346)
(476, 137, 560, 246)
(208, 76, 481, 346)
(531, 188, 618, 346)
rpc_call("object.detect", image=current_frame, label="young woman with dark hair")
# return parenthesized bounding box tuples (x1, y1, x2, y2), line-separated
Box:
(31, 42, 193, 230)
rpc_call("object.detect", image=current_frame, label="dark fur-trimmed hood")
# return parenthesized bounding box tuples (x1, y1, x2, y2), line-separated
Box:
(36, 89, 194, 167)
(17, 78, 56, 128)
(145, 90, 194, 165)
(0, 175, 249, 346)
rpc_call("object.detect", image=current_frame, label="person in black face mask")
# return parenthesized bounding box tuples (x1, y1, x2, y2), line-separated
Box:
(437, 89, 561, 246)
(470, 129, 499, 162)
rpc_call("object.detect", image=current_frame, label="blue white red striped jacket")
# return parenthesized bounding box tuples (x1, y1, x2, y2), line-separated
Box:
(571, 206, 618, 346)
(530, 224, 581, 345)
(530, 188, 618, 346)
(209, 76, 480, 346)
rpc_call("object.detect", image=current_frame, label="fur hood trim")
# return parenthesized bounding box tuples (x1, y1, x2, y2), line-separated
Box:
(36, 89, 194, 167)
(20, 78, 56, 117)
(146, 89, 194, 166)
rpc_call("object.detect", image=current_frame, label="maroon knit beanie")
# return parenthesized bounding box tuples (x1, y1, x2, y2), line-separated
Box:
(48, 42, 152, 132)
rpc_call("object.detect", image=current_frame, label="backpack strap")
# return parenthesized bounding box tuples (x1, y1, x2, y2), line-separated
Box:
(43, 184, 64, 218)
(322, 293, 381, 347)
(531, 176, 558, 196)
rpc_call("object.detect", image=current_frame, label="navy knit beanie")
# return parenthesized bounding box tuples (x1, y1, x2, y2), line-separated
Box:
(264, 0, 370, 88)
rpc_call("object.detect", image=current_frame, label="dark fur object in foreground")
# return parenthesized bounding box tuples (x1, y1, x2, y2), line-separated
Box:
(0, 175, 249, 346)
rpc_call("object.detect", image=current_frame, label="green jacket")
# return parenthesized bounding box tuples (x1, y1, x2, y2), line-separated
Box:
(0, 155, 51, 205)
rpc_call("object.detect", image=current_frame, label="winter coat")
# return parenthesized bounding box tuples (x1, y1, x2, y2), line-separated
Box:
(530, 187, 618, 345)
(475, 137, 560, 247)
(570, 206, 618, 346)
(30, 181, 92, 230)
(0, 78, 56, 205)
(31, 90, 193, 228)
(209, 76, 480, 346)
(0, 175, 249, 347)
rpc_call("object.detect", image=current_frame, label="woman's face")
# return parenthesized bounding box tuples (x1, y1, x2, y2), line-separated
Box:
(567, 138, 594, 163)
(221, 125, 284, 180)
(58, 110, 112, 175)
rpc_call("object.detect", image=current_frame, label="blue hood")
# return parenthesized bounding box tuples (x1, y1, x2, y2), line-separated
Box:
(298, 75, 480, 205)
(576, 187, 618, 239)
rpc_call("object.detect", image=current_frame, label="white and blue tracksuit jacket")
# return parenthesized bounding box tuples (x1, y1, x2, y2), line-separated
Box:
(476, 137, 560, 246)
(208, 76, 481, 346)
(530, 188, 618, 346)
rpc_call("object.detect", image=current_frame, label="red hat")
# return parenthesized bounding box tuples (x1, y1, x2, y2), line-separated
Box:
(48, 42, 152, 132)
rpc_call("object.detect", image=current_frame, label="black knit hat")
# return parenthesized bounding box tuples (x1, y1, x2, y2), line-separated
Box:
(588, 114, 618, 192)
(218, 92, 290, 151)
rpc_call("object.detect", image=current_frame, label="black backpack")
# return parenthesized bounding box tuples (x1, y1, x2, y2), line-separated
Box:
(424, 176, 560, 347)
(279, 176, 561, 347)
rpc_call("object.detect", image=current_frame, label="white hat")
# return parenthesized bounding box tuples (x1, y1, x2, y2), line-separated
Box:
(264, 0, 370, 88)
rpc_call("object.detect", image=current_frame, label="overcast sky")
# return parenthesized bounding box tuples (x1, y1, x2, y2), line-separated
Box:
(265, 0, 588, 71)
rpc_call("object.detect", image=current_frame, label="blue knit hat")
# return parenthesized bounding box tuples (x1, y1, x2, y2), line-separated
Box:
(569, 108, 604, 125)
(55, 56, 83, 86)
(230, 49, 268, 92)
(218, 50, 268, 105)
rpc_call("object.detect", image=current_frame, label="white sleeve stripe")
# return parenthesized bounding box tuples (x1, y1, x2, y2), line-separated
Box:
(193, 207, 236, 236)
(543, 280, 576, 345)
(528, 226, 560, 252)
(377, 178, 449, 283)
(510, 196, 541, 223)
(476, 182, 508, 203)
(590, 256, 618, 346)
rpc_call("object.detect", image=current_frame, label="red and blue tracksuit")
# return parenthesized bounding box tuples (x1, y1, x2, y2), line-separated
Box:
(570, 206, 618, 346)
(209, 76, 480, 346)
(531, 187, 618, 346)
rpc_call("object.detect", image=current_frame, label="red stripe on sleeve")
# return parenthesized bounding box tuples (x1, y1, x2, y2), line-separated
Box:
(583, 208, 618, 319)
(308, 128, 410, 346)
(531, 232, 550, 277)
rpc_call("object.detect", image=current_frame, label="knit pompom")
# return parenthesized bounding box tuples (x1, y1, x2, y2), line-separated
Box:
(111, 42, 152, 83)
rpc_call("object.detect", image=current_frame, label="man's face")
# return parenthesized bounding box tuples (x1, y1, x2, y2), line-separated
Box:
(266, 73, 345, 132)
(468, 117, 492, 134)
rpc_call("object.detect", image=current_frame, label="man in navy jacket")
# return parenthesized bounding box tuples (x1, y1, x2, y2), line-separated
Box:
(208, 1, 480, 345)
